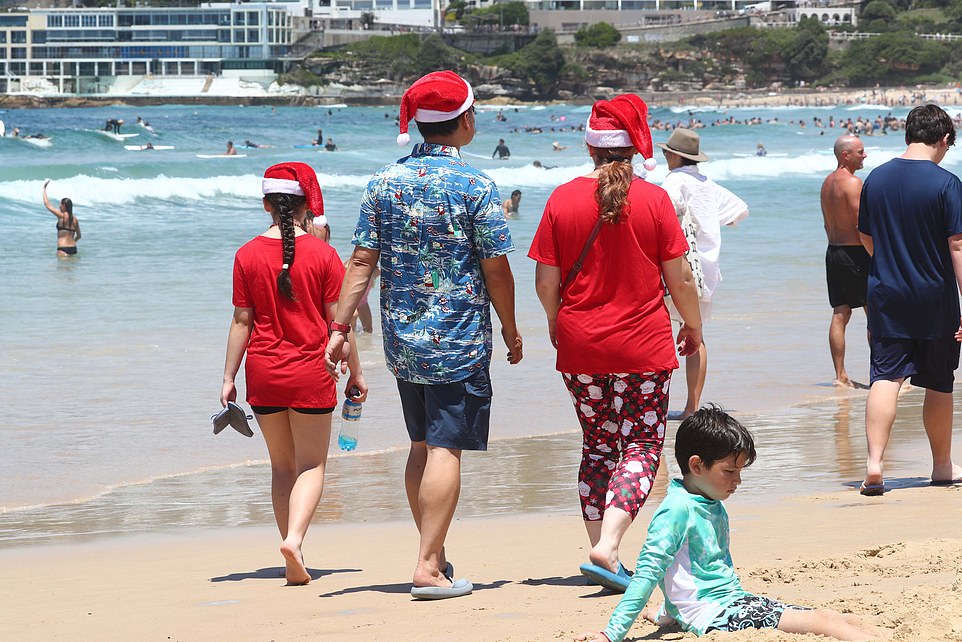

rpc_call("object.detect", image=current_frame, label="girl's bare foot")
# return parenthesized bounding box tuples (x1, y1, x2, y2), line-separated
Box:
(280, 540, 310, 585)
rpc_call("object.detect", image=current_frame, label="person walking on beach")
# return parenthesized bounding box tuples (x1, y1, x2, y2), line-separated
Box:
(42, 180, 81, 257)
(492, 138, 511, 160)
(658, 128, 748, 420)
(324, 71, 522, 600)
(575, 406, 892, 642)
(821, 134, 869, 388)
(220, 162, 367, 584)
(857, 104, 962, 496)
(529, 95, 702, 592)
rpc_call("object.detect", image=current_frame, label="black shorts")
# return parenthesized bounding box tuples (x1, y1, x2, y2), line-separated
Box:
(396, 368, 492, 451)
(826, 244, 869, 309)
(250, 406, 335, 415)
(870, 335, 961, 393)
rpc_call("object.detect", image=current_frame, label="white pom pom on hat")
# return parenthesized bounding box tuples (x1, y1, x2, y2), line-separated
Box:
(583, 94, 656, 168)
(396, 70, 475, 146)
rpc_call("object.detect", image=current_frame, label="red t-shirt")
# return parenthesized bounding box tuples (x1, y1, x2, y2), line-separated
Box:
(528, 176, 689, 374)
(233, 234, 345, 407)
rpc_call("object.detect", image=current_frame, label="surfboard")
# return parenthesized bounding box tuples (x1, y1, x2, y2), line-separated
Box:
(125, 144, 174, 151)
(0, 120, 5, 137)
(96, 130, 139, 141)
(293, 144, 319, 149)
(196, 153, 247, 159)
(19, 136, 52, 148)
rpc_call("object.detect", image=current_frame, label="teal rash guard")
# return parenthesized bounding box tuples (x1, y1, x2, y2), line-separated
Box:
(603, 479, 749, 641)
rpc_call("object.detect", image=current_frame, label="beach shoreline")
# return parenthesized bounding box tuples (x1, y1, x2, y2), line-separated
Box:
(2, 84, 960, 111)
(2, 483, 959, 641)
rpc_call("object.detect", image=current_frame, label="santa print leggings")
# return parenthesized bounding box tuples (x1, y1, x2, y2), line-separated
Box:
(562, 371, 672, 521)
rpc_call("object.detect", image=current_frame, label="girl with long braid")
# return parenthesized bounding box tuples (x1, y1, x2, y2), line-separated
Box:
(42, 180, 81, 257)
(221, 162, 367, 585)
(529, 95, 702, 593)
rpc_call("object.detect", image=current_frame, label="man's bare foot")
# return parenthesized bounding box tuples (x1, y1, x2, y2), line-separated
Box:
(280, 540, 310, 585)
(833, 377, 854, 388)
(931, 463, 962, 484)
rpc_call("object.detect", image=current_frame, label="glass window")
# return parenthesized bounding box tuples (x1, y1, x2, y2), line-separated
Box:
(247, 11, 259, 25)
(47, 15, 63, 28)
(64, 15, 79, 27)
(11, 62, 26, 75)
(32, 31, 47, 44)
(248, 29, 258, 42)
(234, 29, 245, 42)
(11, 31, 27, 43)
(11, 46, 26, 59)
(30, 62, 44, 74)
(234, 12, 246, 25)
(0, 33, 6, 43)
(82, 15, 97, 27)
(99, 15, 113, 27)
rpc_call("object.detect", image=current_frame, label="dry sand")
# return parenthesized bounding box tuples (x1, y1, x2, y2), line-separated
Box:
(2, 484, 960, 641)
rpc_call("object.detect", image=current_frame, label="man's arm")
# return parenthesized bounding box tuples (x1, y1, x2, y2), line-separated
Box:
(843, 175, 863, 233)
(324, 246, 380, 375)
(859, 232, 873, 256)
(480, 255, 523, 364)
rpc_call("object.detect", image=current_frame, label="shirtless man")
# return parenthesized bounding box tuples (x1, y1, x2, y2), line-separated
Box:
(820, 134, 868, 387)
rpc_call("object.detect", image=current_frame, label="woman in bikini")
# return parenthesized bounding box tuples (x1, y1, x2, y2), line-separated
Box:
(42, 180, 81, 257)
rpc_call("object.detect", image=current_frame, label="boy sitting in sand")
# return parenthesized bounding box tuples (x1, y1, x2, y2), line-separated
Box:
(576, 406, 891, 642)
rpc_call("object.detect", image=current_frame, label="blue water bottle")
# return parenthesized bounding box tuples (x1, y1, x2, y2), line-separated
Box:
(337, 387, 362, 452)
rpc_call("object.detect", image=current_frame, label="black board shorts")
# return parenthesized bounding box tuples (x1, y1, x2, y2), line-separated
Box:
(826, 244, 869, 309)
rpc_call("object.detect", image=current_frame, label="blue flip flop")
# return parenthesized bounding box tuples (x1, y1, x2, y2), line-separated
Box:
(580, 562, 632, 593)
(410, 578, 473, 600)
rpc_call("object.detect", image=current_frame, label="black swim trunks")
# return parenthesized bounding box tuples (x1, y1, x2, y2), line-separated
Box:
(825, 244, 869, 309)
(57, 246, 78, 255)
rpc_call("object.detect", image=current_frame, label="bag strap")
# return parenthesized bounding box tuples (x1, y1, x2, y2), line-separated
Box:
(562, 217, 604, 293)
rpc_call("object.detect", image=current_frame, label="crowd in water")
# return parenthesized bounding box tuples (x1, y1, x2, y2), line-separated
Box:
(649, 111, 962, 136)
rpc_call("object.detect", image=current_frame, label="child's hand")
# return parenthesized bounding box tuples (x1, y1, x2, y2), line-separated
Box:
(573, 632, 609, 642)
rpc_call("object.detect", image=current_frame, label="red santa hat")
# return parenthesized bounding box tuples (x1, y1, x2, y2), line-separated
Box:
(584, 94, 657, 172)
(397, 70, 475, 146)
(261, 162, 326, 227)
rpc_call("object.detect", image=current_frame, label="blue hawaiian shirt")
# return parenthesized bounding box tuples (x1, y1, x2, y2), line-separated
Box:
(354, 143, 514, 384)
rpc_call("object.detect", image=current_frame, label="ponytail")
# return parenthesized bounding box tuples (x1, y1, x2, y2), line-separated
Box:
(594, 147, 634, 224)
(264, 192, 304, 301)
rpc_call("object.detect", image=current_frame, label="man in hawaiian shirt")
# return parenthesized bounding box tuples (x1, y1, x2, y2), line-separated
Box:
(326, 71, 523, 600)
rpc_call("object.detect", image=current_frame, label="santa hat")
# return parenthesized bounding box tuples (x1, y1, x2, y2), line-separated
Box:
(262, 162, 326, 227)
(397, 70, 475, 146)
(584, 94, 657, 172)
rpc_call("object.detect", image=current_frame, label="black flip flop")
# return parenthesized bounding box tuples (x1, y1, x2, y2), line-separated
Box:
(211, 402, 254, 437)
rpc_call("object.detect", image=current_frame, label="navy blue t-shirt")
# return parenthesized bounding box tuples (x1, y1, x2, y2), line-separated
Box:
(858, 158, 962, 339)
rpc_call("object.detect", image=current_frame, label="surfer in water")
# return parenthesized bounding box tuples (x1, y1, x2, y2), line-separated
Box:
(226, 141, 237, 156)
(104, 119, 124, 134)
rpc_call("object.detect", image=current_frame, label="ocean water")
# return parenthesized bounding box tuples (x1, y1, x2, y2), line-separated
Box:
(3, 101, 962, 546)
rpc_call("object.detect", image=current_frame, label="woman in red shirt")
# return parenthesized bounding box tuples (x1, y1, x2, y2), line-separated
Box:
(529, 95, 702, 592)
(221, 162, 367, 585)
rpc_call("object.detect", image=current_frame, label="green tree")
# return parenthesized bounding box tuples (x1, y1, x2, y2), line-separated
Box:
(470, 1, 529, 26)
(415, 34, 462, 76)
(574, 22, 622, 48)
(494, 29, 565, 98)
(783, 15, 829, 81)
(838, 32, 951, 83)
